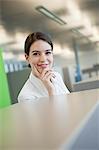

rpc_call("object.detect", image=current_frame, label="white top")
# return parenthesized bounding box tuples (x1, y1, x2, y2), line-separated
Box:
(18, 72, 69, 102)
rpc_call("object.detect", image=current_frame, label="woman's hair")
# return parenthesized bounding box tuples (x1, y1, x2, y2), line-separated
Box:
(24, 32, 53, 56)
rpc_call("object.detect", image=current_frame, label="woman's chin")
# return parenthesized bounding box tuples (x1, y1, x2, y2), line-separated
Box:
(37, 67, 48, 73)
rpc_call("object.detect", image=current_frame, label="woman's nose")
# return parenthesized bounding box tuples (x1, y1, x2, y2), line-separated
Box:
(40, 53, 46, 62)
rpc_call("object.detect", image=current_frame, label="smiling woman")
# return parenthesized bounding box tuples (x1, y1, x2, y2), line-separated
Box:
(18, 32, 69, 102)
(26, 39, 53, 74)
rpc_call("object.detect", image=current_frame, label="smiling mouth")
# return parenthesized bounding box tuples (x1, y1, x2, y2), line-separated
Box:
(37, 64, 49, 68)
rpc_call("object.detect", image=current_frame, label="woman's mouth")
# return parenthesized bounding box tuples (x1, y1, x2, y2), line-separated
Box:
(37, 64, 49, 68)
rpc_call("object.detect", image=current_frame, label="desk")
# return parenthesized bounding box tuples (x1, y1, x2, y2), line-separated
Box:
(0, 89, 99, 150)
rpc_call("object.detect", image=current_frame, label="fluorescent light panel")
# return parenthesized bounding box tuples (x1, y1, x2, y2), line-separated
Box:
(36, 6, 67, 25)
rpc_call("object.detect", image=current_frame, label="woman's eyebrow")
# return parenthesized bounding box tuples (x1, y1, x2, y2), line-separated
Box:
(45, 49, 52, 51)
(31, 50, 40, 53)
(31, 49, 52, 53)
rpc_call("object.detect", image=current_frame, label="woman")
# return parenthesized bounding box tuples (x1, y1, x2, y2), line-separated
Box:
(18, 32, 69, 102)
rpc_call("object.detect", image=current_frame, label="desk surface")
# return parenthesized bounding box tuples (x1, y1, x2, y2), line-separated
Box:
(0, 89, 99, 150)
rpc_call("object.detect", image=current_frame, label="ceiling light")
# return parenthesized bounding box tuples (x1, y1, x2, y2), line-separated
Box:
(36, 6, 67, 25)
(72, 28, 80, 34)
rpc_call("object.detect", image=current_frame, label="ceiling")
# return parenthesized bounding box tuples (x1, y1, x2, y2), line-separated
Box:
(0, 0, 99, 56)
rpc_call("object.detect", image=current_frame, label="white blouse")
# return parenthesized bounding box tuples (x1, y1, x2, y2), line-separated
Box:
(18, 72, 69, 102)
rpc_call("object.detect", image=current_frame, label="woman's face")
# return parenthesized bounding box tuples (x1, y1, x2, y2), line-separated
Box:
(25, 40, 53, 74)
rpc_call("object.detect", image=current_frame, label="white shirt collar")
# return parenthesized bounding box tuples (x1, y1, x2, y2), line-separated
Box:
(29, 72, 48, 95)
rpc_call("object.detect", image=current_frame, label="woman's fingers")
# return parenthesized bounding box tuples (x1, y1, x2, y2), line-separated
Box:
(40, 68, 52, 78)
(33, 66, 56, 82)
(42, 71, 55, 82)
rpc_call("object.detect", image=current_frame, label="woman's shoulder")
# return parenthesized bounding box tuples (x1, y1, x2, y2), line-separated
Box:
(17, 80, 36, 102)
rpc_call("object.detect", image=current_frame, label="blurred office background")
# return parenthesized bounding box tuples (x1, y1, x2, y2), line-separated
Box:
(0, 0, 99, 104)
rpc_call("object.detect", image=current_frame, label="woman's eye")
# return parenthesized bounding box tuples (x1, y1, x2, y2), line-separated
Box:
(46, 51, 52, 55)
(33, 53, 39, 56)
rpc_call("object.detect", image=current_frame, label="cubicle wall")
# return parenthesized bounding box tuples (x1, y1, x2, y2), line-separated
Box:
(62, 67, 75, 92)
(73, 77, 99, 92)
(62, 67, 99, 92)
(7, 68, 31, 104)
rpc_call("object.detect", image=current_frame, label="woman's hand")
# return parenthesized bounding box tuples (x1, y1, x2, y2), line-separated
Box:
(33, 66, 56, 96)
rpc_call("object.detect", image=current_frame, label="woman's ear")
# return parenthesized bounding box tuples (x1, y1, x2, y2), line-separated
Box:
(25, 53, 31, 68)
(25, 53, 29, 61)
(25, 53, 29, 64)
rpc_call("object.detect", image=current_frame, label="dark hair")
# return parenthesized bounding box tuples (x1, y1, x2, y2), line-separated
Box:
(24, 32, 53, 56)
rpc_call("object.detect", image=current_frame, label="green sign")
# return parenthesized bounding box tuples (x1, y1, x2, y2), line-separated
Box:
(0, 48, 11, 108)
